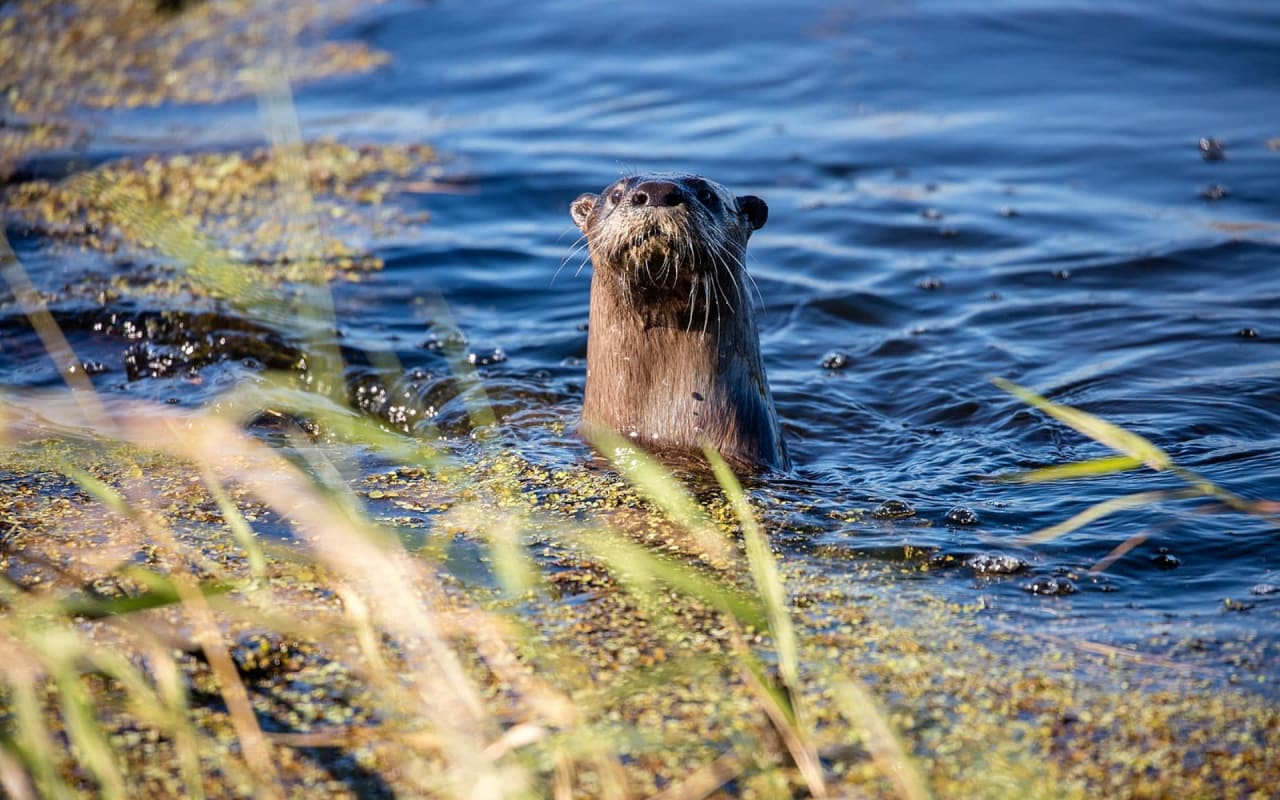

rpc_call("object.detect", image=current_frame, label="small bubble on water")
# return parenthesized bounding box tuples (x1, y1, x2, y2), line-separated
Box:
(966, 553, 1028, 575)
(819, 351, 850, 370)
(918, 276, 944, 290)
(1198, 137, 1226, 161)
(871, 499, 915, 520)
(1052, 269, 1071, 280)
(468, 347, 507, 366)
(1152, 547, 1181, 570)
(921, 208, 943, 221)
(945, 506, 980, 526)
(1024, 575, 1077, 596)
(1200, 184, 1228, 201)
(1237, 328, 1259, 338)
(998, 206, 1020, 217)
(420, 329, 469, 352)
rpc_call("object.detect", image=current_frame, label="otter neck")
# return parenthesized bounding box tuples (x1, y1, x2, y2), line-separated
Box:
(582, 267, 788, 470)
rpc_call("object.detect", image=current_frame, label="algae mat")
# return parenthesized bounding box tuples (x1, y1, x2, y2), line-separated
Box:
(0, 403, 1276, 798)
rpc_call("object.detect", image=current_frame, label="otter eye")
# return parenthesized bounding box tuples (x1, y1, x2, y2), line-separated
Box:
(692, 183, 717, 208)
(609, 188, 624, 205)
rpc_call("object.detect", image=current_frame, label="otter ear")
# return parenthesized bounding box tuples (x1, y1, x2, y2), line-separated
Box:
(571, 193, 599, 232)
(737, 195, 768, 231)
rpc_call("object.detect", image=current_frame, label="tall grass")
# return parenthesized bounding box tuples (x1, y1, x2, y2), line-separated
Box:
(992, 378, 1280, 547)
(0, 299, 935, 796)
(4, 69, 1274, 798)
(0, 76, 935, 799)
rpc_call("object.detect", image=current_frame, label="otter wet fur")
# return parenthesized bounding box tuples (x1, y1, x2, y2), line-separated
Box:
(570, 173, 790, 472)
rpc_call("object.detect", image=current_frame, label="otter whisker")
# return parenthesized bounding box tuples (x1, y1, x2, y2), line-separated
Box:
(704, 271, 722, 335)
(741, 258, 764, 310)
(556, 233, 593, 282)
(718, 244, 751, 314)
(706, 243, 738, 311)
(686, 275, 700, 331)
(710, 268, 731, 334)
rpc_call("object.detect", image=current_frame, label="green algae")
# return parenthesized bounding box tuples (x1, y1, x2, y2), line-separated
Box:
(1, 394, 1279, 797)
(4, 139, 439, 295)
(0, 0, 392, 178)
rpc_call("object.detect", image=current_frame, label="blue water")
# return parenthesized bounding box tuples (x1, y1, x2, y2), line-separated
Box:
(4, 0, 1280, 645)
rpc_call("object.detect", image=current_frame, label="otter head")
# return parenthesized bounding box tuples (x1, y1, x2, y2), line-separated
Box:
(571, 175, 768, 330)
(571, 173, 788, 472)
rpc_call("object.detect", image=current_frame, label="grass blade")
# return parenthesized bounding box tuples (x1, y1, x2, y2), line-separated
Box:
(992, 378, 1172, 470)
(1019, 489, 1196, 545)
(833, 678, 933, 800)
(55, 572, 239, 621)
(703, 446, 798, 698)
(999, 455, 1143, 484)
(201, 465, 267, 579)
(587, 428, 731, 563)
(50, 644, 127, 800)
(580, 533, 766, 631)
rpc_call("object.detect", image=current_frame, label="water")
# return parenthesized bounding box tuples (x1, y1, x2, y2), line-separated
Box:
(4, 0, 1280, 647)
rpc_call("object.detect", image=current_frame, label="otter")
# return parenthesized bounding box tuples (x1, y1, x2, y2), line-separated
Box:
(570, 173, 789, 471)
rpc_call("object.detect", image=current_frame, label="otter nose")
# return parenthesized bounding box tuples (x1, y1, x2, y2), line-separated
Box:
(629, 180, 685, 208)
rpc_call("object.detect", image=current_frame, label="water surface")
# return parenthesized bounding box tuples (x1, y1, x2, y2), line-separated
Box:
(5, 0, 1280, 653)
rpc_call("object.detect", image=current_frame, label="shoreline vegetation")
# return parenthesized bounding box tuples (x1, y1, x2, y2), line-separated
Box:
(3, 1, 1279, 797)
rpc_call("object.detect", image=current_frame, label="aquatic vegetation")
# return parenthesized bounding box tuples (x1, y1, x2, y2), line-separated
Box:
(2, 7, 1278, 795)
(0, 0, 392, 178)
(5, 170, 1280, 795)
(5, 139, 438, 283)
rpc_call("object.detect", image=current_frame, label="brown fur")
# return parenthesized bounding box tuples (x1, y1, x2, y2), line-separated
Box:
(570, 174, 788, 471)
